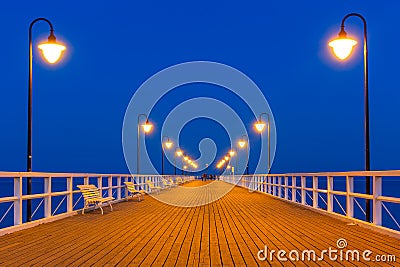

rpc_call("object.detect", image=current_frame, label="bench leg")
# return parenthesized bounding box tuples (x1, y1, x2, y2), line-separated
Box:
(82, 202, 87, 215)
(98, 203, 104, 215)
(109, 202, 113, 212)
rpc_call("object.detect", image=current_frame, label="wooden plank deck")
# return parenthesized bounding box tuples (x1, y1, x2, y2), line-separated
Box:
(0, 180, 398, 266)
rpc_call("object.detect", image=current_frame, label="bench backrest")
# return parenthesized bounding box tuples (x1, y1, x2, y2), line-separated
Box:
(124, 181, 138, 191)
(77, 185, 101, 200)
(146, 181, 155, 188)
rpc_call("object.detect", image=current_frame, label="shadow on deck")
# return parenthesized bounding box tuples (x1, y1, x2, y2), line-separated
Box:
(0, 180, 398, 266)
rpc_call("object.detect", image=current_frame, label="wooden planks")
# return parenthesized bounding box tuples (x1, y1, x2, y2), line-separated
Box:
(0, 180, 398, 266)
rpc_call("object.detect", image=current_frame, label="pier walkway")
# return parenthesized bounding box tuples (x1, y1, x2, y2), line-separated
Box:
(0, 180, 398, 266)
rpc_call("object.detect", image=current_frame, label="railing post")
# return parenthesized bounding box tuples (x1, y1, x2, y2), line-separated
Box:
(373, 176, 382, 226)
(257, 176, 260, 192)
(14, 177, 22, 225)
(272, 176, 276, 196)
(84, 176, 89, 185)
(346, 176, 354, 218)
(291, 176, 296, 202)
(301, 176, 306, 205)
(260, 176, 263, 192)
(327, 176, 333, 212)
(284, 176, 288, 200)
(44, 176, 52, 218)
(312, 176, 318, 208)
(98, 176, 103, 197)
(117, 176, 122, 200)
(277, 176, 282, 198)
(66, 176, 73, 212)
(108, 176, 112, 198)
(125, 176, 129, 197)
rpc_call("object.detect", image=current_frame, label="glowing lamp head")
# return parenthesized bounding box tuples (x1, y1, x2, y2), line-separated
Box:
(183, 156, 189, 161)
(224, 156, 229, 161)
(38, 32, 66, 64)
(141, 120, 153, 133)
(188, 159, 192, 163)
(328, 29, 357, 60)
(164, 141, 173, 149)
(255, 121, 266, 132)
(229, 150, 235, 157)
(176, 150, 183, 157)
(183, 165, 188, 170)
(221, 160, 226, 164)
(227, 165, 231, 169)
(238, 140, 246, 148)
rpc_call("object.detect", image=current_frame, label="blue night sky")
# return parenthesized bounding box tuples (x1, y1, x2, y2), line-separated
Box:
(0, 0, 399, 174)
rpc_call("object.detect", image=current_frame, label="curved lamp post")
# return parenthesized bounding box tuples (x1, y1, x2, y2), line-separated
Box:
(238, 134, 249, 174)
(137, 114, 153, 174)
(183, 155, 189, 175)
(174, 148, 183, 175)
(229, 149, 237, 175)
(162, 136, 173, 175)
(328, 13, 371, 222)
(183, 165, 188, 176)
(254, 112, 271, 174)
(27, 18, 67, 222)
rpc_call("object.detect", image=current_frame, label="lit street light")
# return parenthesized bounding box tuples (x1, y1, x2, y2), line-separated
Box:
(328, 13, 371, 222)
(27, 18, 67, 222)
(137, 114, 153, 174)
(229, 149, 237, 175)
(254, 113, 271, 173)
(238, 134, 249, 174)
(174, 148, 183, 175)
(162, 136, 173, 175)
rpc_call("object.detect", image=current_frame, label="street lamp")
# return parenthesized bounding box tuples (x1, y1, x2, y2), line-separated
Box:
(238, 134, 249, 174)
(174, 148, 183, 175)
(183, 165, 188, 175)
(328, 13, 371, 222)
(27, 18, 67, 222)
(254, 113, 271, 173)
(162, 136, 173, 175)
(137, 114, 153, 174)
(229, 149, 237, 175)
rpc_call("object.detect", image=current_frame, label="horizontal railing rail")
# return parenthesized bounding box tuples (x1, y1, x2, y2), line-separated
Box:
(0, 172, 194, 234)
(220, 171, 400, 234)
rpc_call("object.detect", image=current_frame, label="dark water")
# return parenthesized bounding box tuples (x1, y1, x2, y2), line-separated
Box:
(0, 177, 399, 231)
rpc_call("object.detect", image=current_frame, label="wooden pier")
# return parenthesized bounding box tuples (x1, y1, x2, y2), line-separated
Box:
(0, 180, 398, 266)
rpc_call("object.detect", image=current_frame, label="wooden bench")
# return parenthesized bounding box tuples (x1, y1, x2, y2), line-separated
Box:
(175, 177, 184, 185)
(124, 181, 146, 201)
(168, 178, 178, 187)
(162, 178, 173, 189)
(77, 185, 114, 214)
(146, 181, 162, 194)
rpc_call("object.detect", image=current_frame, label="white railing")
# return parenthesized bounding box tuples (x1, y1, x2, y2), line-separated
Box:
(0, 172, 193, 234)
(220, 171, 400, 234)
